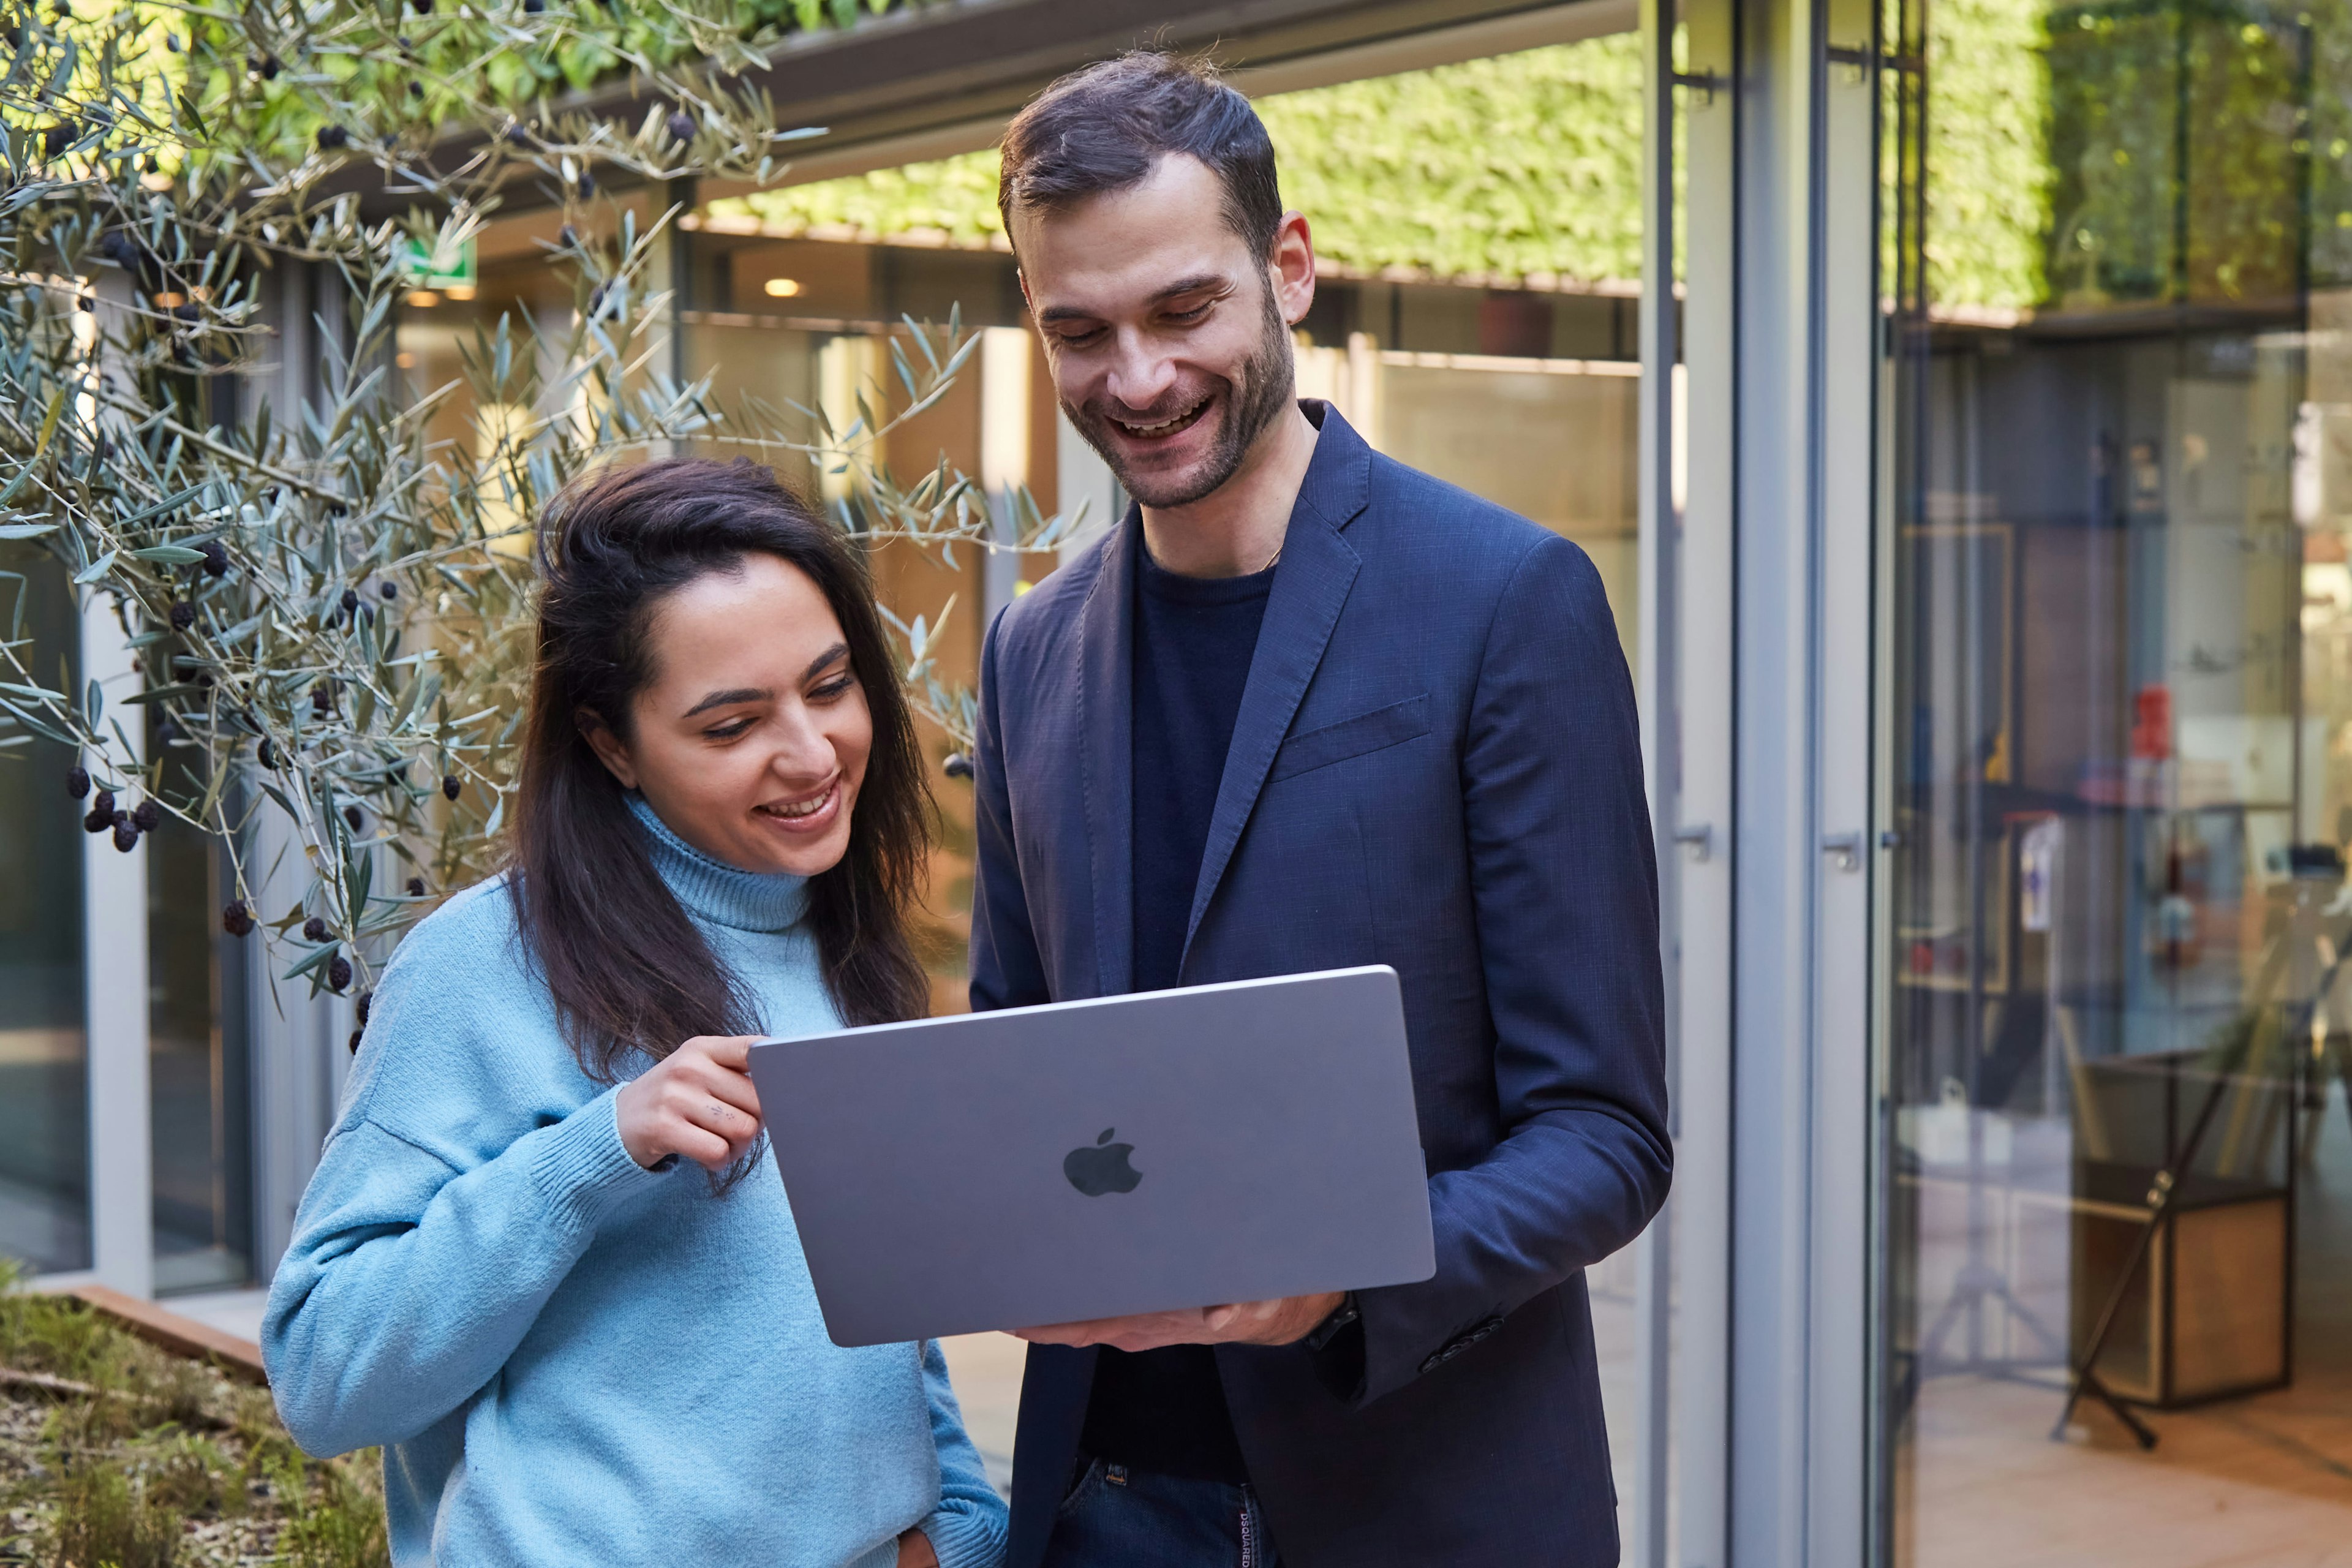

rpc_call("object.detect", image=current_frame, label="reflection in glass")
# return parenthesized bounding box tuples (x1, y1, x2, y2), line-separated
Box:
(0, 546, 89, 1275)
(1882, 0, 2352, 1561)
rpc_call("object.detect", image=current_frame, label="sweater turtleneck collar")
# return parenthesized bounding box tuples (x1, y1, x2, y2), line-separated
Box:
(626, 793, 812, 934)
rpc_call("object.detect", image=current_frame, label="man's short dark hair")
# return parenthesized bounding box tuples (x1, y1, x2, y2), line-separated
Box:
(998, 51, 1283, 260)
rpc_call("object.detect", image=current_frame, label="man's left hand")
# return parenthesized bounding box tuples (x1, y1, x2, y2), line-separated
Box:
(1014, 1291, 1345, 1352)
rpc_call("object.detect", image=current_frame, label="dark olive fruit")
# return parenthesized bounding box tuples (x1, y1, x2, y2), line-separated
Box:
(112, 821, 138, 853)
(667, 111, 696, 143)
(317, 124, 347, 151)
(405, 876, 426, 897)
(131, 799, 160, 832)
(83, 806, 110, 833)
(327, 954, 352, 992)
(343, 804, 364, 832)
(357, 991, 374, 1026)
(42, 123, 73, 159)
(257, 737, 277, 769)
(524, 0, 544, 12)
(76, 295, 93, 312)
(193, 671, 213, 688)
(442, 774, 461, 801)
(66, 765, 89, 799)
(101, 231, 135, 266)
(349, 1028, 364, 1054)
(90, 788, 115, 818)
(172, 303, 200, 322)
(260, 54, 280, 80)
(380, 580, 398, 600)
(413, 0, 431, 13)
(942, 752, 975, 780)
(312, 683, 334, 715)
(303, 916, 327, 943)
(111, 808, 127, 830)
(221, 899, 255, 938)
(202, 541, 229, 577)
(169, 600, 194, 630)
(576, 170, 595, 199)
(340, 586, 360, 612)
(408, 81, 423, 99)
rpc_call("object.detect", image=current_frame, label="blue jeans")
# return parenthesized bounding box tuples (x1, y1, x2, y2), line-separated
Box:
(1040, 1458, 1282, 1568)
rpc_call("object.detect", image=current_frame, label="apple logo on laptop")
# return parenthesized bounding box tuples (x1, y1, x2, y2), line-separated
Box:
(1065, 1128, 1142, 1196)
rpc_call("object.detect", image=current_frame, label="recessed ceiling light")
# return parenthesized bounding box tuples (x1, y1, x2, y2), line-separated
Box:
(406, 290, 441, 307)
(763, 277, 802, 298)
(445, 284, 477, 301)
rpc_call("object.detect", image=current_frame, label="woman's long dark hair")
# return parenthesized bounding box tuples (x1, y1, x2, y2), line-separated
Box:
(513, 458, 932, 1087)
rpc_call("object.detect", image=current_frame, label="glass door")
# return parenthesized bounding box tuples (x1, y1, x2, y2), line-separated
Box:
(0, 547, 89, 1277)
(1879, 0, 2352, 1561)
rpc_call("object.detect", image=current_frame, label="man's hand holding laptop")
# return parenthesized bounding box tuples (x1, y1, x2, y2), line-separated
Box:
(1013, 1292, 1343, 1352)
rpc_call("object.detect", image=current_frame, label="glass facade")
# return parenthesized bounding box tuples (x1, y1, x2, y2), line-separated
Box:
(1881, 0, 2352, 1559)
(0, 546, 89, 1275)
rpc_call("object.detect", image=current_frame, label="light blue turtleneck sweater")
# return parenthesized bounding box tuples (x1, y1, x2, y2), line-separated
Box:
(263, 797, 1008, 1568)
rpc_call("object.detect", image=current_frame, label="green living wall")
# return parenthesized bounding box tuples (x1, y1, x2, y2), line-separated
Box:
(720, 36, 1654, 287)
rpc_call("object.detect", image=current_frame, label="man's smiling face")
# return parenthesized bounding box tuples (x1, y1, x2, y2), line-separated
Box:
(1013, 153, 1302, 510)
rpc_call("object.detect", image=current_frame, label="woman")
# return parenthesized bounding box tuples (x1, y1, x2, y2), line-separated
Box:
(263, 459, 1006, 1568)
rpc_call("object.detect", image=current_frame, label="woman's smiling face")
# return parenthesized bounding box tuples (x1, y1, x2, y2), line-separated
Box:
(583, 551, 872, 878)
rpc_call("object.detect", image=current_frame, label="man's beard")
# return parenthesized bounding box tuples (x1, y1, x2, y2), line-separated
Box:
(1064, 287, 1295, 511)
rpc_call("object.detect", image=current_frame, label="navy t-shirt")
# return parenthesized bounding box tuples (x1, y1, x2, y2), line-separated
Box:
(1076, 540, 1275, 1483)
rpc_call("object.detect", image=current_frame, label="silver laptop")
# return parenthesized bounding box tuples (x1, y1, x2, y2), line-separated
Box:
(748, 965, 1435, 1348)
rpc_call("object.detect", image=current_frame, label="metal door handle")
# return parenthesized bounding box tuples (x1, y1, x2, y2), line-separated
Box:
(1674, 824, 1713, 863)
(1822, 832, 1863, 872)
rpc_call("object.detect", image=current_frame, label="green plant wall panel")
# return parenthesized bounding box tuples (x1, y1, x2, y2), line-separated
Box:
(720, 37, 1658, 287)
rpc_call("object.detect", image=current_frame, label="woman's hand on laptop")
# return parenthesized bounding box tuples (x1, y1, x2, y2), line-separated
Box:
(1013, 1292, 1344, 1352)
(616, 1034, 767, 1172)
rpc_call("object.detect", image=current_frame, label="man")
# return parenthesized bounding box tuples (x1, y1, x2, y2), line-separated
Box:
(969, 51, 1671, 1568)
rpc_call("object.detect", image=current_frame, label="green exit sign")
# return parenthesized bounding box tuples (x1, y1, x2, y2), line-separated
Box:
(398, 234, 477, 290)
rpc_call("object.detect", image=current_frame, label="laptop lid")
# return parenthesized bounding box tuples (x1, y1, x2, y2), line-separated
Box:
(748, 965, 1435, 1348)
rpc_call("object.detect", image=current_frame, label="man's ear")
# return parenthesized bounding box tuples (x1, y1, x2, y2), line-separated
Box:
(579, 710, 639, 791)
(1270, 210, 1317, 329)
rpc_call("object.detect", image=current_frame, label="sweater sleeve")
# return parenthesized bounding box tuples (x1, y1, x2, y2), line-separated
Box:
(913, 1340, 1009, 1568)
(263, 1085, 668, 1457)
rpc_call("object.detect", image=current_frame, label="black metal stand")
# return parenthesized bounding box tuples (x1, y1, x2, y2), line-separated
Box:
(1896, 1256, 2069, 1419)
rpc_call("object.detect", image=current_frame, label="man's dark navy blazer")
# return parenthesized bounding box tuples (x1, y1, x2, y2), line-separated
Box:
(968, 404, 1671, 1567)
